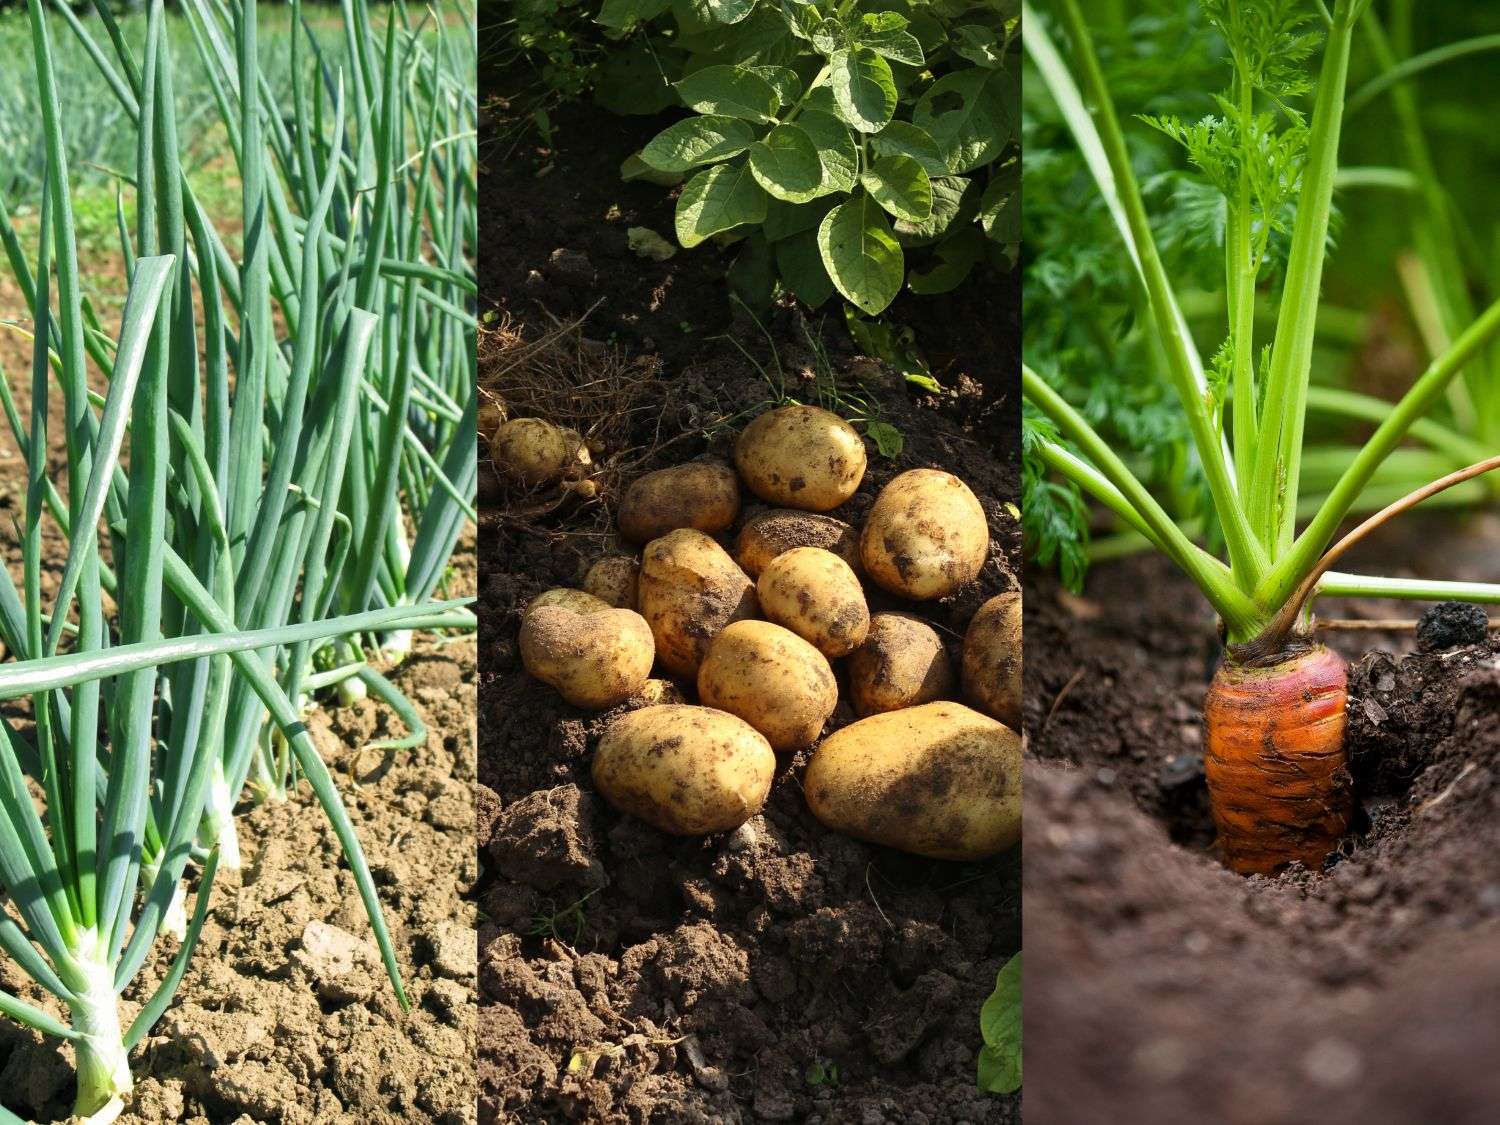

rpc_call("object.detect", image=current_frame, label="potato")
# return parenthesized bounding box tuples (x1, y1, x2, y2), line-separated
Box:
(963, 592, 1022, 729)
(757, 547, 869, 658)
(478, 399, 504, 445)
(525, 588, 611, 617)
(735, 509, 861, 577)
(618, 460, 740, 544)
(593, 704, 776, 834)
(629, 678, 687, 708)
(860, 469, 988, 600)
(848, 612, 956, 716)
(519, 604, 655, 710)
(698, 620, 838, 751)
(804, 702, 1021, 860)
(492, 418, 591, 486)
(584, 555, 641, 610)
(734, 405, 867, 511)
(638, 529, 759, 676)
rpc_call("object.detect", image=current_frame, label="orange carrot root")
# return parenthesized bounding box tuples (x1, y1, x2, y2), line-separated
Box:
(1204, 644, 1353, 874)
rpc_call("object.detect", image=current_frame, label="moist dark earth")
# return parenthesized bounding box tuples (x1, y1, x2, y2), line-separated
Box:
(479, 71, 1022, 1125)
(1024, 516, 1500, 1125)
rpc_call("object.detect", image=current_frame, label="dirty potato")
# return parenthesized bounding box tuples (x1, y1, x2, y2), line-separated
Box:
(617, 460, 740, 544)
(734, 405, 867, 511)
(583, 555, 641, 610)
(525, 587, 612, 617)
(697, 620, 838, 751)
(860, 469, 988, 600)
(963, 592, 1022, 729)
(492, 418, 591, 486)
(734, 509, 861, 577)
(757, 547, 869, 658)
(628, 678, 687, 708)
(848, 612, 956, 716)
(593, 704, 776, 834)
(638, 529, 759, 676)
(804, 702, 1021, 860)
(518, 604, 655, 710)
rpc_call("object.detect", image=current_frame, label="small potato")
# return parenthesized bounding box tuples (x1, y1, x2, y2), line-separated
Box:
(525, 588, 612, 617)
(478, 399, 504, 444)
(584, 556, 641, 610)
(618, 460, 740, 544)
(848, 612, 956, 716)
(735, 510, 860, 577)
(638, 529, 759, 676)
(804, 702, 1021, 860)
(757, 547, 869, 658)
(593, 704, 776, 834)
(734, 405, 867, 512)
(860, 469, 988, 600)
(629, 678, 687, 708)
(963, 592, 1022, 729)
(519, 605, 655, 710)
(492, 418, 591, 487)
(698, 620, 838, 751)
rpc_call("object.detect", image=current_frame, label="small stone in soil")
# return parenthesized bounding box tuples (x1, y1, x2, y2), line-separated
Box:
(1158, 750, 1205, 791)
(1416, 600, 1488, 651)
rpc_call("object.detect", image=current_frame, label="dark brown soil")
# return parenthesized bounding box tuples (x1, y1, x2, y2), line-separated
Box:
(478, 71, 1022, 1123)
(1023, 521, 1500, 1125)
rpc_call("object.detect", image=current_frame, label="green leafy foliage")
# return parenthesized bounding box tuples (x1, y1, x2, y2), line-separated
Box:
(616, 0, 1021, 313)
(977, 952, 1022, 1094)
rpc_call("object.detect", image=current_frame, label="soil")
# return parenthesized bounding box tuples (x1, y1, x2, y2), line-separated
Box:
(478, 71, 1023, 1125)
(1023, 516, 1500, 1125)
(0, 622, 478, 1124)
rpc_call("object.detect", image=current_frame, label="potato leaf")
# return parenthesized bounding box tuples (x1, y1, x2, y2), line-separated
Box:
(749, 123, 825, 202)
(852, 13, 925, 66)
(675, 65, 780, 122)
(977, 952, 1022, 1095)
(830, 47, 898, 133)
(798, 110, 859, 193)
(870, 120, 950, 175)
(913, 68, 1017, 172)
(775, 229, 836, 307)
(641, 115, 757, 173)
(676, 162, 769, 247)
(818, 193, 904, 314)
(680, 0, 757, 27)
(861, 154, 933, 223)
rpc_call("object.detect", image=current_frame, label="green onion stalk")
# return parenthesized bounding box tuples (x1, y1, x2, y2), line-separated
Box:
(24, 0, 477, 861)
(0, 1, 472, 1114)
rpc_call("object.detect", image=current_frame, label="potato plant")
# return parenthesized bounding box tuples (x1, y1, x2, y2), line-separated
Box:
(605, 0, 1021, 313)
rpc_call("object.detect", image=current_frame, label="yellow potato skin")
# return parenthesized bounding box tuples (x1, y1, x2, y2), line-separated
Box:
(757, 547, 869, 658)
(584, 555, 641, 610)
(492, 418, 590, 486)
(804, 702, 1021, 860)
(963, 592, 1022, 729)
(638, 529, 759, 676)
(518, 605, 655, 711)
(593, 704, 776, 834)
(629, 678, 687, 708)
(618, 460, 741, 544)
(734, 405, 867, 511)
(525, 588, 612, 617)
(697, 620, 838, 751)
(860, 469, 989, 600)
(848, 612, 956, 716)
(735, 510, 861, 577)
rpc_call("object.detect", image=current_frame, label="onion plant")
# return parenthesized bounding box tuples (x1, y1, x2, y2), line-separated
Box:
(1024, 0, 1500, 873)
(19, 0, 478, 863)
(0, 0, 472, 1116)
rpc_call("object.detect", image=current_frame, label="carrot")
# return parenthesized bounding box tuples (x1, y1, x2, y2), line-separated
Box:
(1203, 644, 1353, 874)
